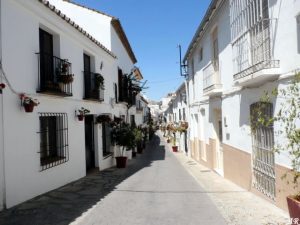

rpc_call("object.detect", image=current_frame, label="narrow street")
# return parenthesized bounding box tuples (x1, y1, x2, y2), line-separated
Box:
(0, 135, 226, 225)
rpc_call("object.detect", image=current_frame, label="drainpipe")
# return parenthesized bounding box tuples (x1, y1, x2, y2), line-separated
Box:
(0, 0, 7, 209)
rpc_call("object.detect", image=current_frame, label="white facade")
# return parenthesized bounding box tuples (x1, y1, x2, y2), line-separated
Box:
(174, 0, 300, 211)
(0, 0, 144, 210)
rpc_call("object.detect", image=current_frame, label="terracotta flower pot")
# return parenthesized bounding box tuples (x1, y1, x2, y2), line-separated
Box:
(78, 115, 84, 121)
(167, 139, 170, 143)
(23, 104, 34, 113)
(287, 196, 300, 223)
(115, 156, 127, 168)
(172, 146, 178, 152)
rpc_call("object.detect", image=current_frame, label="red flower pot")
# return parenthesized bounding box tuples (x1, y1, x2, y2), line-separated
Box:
(172, 146, 178, 152)
(115, 156, 127, 168)
(23, 104, 34, 113)
(78, 115, 84, 121)
(287, 196, 300, 223)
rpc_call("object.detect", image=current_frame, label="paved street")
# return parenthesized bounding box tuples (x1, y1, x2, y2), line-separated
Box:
(0, 135, 226, 225)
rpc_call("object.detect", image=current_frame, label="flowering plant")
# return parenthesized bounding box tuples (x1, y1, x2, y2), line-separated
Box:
(78, 107, 90, 115)
(20, 94, 39, 106)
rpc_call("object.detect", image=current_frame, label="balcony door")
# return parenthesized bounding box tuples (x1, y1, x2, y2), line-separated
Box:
(39, 29, 54, 89)
(83, 54, 91, 98)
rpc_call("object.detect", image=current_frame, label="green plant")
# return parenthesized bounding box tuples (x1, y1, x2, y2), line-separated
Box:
(253, 73, 300, 200)
(112, 123, 136, 156)
(95, 73, 104, 89)
(78, 107, 90, 116)
(20, 94, 39, 106)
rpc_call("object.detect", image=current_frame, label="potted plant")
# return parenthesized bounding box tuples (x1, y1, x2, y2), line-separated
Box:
(171, 124, 178, 152)
(58, 74, 74, 84)
(20, 94, 39, 113)
(254, 73, 300, 220)
(134, 128, 143, 154)
(61, 61, 69, 74)
(112, 123, 135, 168)
(77, 107, 90, 121)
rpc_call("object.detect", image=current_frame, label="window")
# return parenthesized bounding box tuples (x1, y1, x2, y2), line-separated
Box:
(212, 28, 219, 71)
(102, 122, 112, 157)
(198, 47, 203, 62)
(183, 108, 186, 121)
(118, 69, 124, 102)
(179, 109, 182, 121)
(39, 113, 69, 171)
(114, 83, 118, 103)
(130, 115, 135, 127)
(190, 58, 195, 77)
(38, 28, 73, 96)
(83, 54, 103, 101)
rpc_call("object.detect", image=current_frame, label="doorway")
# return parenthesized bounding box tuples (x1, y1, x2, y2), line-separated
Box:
(214, 109, 224, 175)
(85, 115, 95, 171)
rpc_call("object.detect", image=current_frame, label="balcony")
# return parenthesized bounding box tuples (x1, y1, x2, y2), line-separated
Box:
(232, 19, 280, 87)
(202, 62, 222, 96)
(37, 53, 73, 96)
(83, 71, 104, 102)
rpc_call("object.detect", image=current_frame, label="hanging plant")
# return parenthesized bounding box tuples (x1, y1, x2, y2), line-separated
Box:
(20, 94, 40, 113)
(77, 107, 90, 121)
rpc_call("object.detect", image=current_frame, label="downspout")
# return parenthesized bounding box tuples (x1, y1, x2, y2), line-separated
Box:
(0, 0, 6, 209)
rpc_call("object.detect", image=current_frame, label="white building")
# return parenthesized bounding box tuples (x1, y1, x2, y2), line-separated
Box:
(164, 83, 188, 153)
(0, 0, 146, 210)
(181, 0, 300, 212)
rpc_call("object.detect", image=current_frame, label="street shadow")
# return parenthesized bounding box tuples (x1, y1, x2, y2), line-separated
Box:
(0, 134, 165, 225)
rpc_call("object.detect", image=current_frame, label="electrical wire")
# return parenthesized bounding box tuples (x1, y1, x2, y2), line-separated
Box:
(0, 61, 20, 96)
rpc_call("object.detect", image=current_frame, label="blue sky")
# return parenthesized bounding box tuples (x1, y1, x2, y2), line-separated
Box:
(73, 0, 211, 101)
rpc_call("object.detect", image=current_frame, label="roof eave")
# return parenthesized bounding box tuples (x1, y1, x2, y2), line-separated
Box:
(183, 0, 221, 62)
(111, 18, 137, 64)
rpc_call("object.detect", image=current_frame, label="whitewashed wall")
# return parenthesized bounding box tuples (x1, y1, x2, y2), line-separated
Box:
(48, 0, 112, 49)
(1, 0, 118, 208)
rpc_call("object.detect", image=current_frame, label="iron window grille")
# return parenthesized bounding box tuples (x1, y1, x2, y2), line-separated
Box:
(38, 113, 69, 171)
(230, 0, 280, 80)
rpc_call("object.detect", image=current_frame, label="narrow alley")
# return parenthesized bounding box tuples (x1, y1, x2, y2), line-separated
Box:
(0, 135, 227, 225)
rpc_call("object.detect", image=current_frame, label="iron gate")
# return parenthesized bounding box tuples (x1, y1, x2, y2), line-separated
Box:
(250, 102, 276, 200)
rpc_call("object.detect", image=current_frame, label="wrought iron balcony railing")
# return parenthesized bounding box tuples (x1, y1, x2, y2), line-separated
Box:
(83, 71, 104, 101)
(203, 62, 222, 92)
(36, 53, 73, 96)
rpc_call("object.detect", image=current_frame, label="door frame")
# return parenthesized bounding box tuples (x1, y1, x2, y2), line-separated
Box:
(214, 108, 224, 176)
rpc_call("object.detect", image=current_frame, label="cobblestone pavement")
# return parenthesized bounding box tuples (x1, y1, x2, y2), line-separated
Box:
(159, 131, 290, 225)
(0, 134, 226, 225)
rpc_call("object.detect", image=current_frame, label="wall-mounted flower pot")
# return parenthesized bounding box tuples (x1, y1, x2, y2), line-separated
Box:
(172, 146, 178, 152)
(115, 156, 127, 168)
(167, 139, 170, 143)
(23, 104, 34, 113)
(287, 196, 300, 223)
(78, 115, 84, 121)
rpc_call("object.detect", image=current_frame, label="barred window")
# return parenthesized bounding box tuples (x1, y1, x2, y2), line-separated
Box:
(39, 113, 69, 171)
